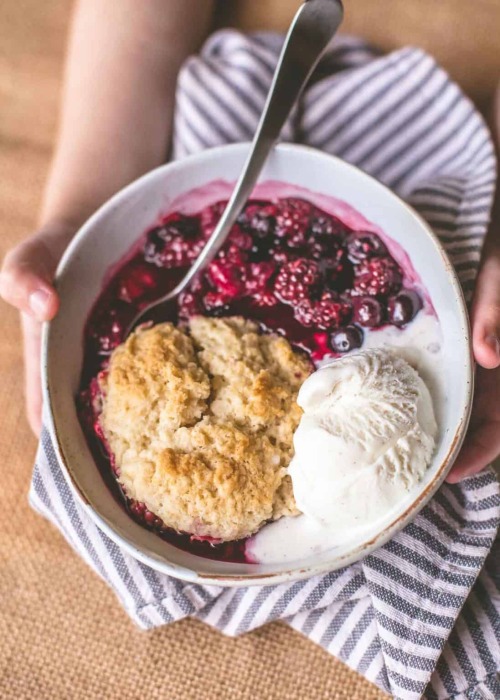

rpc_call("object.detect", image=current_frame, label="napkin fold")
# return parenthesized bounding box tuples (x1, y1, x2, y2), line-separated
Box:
(31, 33, 500, 700)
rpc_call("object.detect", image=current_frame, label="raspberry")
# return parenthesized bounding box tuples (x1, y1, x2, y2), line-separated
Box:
(207, 260, 245, 298)
(143, 217, 202, 268)
(275, 199, 313, 247)
(231, 261, 279, 305)
(228, 228, 253, 251)
(203, 291, 232, 315)
(245, 262, 277, 294)
(253, 290, 278, 307)
(117, 261, 159, 303)
(347, 231, 388, 263)
(294, 292, 352, 330)
(274, 258, 321, 303)
(387, 290, 422, 326)
(218, 243, 248, 266)
(178, 290, 204, 319)
(188, 275, 206, 294)
(354, 257, 402, 297)
(200, 201, 227, 236)
(311, 332, 332, 362)
(240, 203, 277, 238)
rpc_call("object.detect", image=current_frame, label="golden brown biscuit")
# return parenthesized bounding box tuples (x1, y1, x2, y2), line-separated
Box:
(99, 317, 312, 541)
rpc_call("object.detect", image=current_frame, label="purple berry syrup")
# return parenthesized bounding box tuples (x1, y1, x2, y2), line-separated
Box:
(78, 196, 423, 563)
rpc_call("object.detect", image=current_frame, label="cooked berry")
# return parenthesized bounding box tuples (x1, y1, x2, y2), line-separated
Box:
(245, 262, 276, 294)
(117, 262, 159, 303)
(347, 231, 388, 263)
(144, 509, 163, 527)
(228, 228, 253, 251)
(129, 500, 163, 528)
(253, 290, 278, 307)
(188, 275, 206, 294)
(270, 244, 298, 266)
(203, 291, 232, 315)
(387, 290, 422, 326)
(274, 258, 321, 303)
(294, 293, 352, 330)
(308, 233, 342, 261)
(354, 257, 402, 297)
(90, 300, 131, 353)
(200, 201, 227, 236)
(207, 260, 246, 298)
(240, 203, 277, 238)
(143, 228, 168, 263)
(322, 249, 354, 292)
(309, 213, 349, 238)
(330, 326, 363, 353)
(311, 332, 332, 362)
(143, 217, 202, 268)
(218, 243, 249, 266)
(352, 297, 384, 328)
(275, 199, 312, 246)
(178, 290, 204, 319)
(129, 500, 146, 518)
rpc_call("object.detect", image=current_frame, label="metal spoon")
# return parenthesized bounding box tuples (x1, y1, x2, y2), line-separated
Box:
(127, 0, 344, 334)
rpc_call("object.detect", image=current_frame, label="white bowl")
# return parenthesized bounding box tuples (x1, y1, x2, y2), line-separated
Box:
(42, 143, 473, 586)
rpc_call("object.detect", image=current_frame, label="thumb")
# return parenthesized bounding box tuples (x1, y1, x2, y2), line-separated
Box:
(0, 230, 64, 322)
(471, 246, 500, 370)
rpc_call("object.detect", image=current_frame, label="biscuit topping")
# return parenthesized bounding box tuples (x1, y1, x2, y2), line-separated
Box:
(98, 317, 312, 541)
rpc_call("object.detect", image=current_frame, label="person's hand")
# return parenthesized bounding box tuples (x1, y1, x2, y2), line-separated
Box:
(447, 80, 500, 483)
(0, 222, 74, 436)
(446, 239, 500, 483)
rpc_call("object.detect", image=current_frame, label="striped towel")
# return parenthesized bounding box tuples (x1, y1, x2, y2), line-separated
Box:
(30, 32, 500, 700)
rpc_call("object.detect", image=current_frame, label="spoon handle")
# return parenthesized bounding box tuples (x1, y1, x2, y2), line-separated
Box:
(164, 0, 344, 300)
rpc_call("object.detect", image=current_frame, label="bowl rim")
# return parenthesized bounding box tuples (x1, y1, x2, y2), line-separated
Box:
(41, 141, 474, 587)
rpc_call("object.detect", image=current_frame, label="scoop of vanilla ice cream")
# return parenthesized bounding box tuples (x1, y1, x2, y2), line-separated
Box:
(288, 348, 437, 530)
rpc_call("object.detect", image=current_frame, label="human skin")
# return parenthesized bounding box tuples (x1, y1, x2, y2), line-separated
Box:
(0, 0, 498, 481)
(446, 83, 500, 483)
(0, 0, 214, 432)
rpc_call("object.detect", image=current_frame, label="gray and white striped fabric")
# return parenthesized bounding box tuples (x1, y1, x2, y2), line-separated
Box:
(30, 32, 500, 700)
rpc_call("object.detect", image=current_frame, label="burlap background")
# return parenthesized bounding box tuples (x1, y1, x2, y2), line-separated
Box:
(1, 1, 499, 698)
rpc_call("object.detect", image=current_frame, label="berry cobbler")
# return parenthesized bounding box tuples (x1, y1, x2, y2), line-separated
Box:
(78, 190, 428, 561)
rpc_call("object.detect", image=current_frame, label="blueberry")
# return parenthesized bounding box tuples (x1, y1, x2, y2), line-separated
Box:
(347, 231, 387, 263)
(330, 325, 363, 353)
(353, 297, 384, 328)
(387, 290, 422, 326)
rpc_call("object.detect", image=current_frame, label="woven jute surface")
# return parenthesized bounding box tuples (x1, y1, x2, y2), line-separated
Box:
(1, 1, 498, 698)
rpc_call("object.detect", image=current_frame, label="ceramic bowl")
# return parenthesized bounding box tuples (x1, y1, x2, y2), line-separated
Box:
(42, 143, 473, 586)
